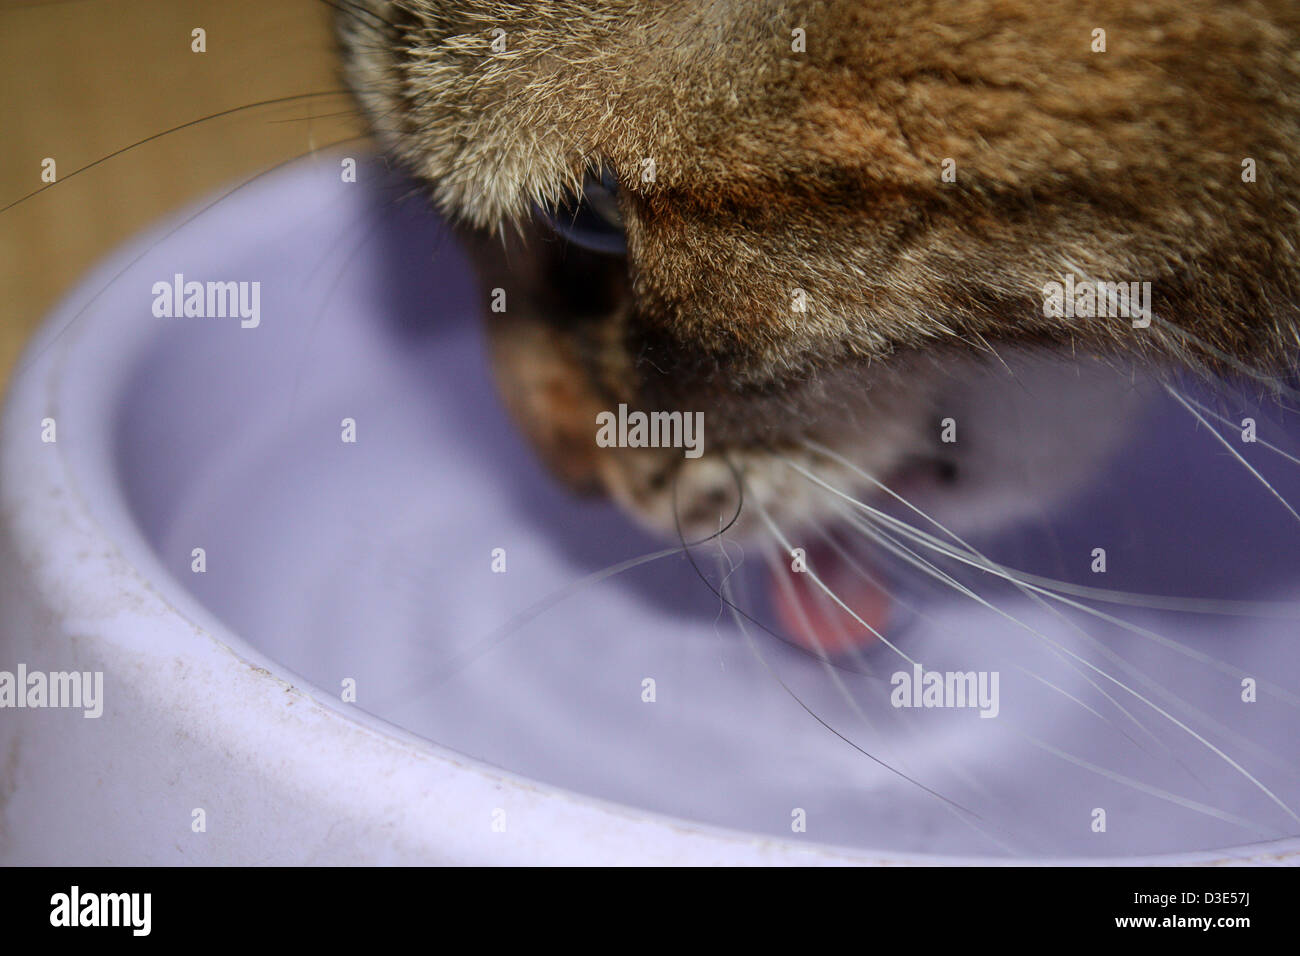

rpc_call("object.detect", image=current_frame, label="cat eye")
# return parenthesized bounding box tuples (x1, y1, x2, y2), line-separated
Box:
(534, 167, 626, 256)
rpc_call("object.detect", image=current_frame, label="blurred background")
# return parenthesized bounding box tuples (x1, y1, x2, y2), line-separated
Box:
(0, 0, 365, 387)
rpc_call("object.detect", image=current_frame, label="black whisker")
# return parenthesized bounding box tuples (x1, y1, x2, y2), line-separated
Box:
(1, 91, 354, 215)
(8, 133, 370, 382)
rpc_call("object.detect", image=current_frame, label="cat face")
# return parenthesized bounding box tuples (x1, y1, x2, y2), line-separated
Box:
(342, 0, 1300, 540)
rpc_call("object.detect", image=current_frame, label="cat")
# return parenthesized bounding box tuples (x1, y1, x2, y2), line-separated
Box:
(4, 0, 1296, 857)
(339, 0, 1300, 553)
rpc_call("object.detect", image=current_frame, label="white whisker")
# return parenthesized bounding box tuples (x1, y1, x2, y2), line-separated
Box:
(1166, 383, 1300, 526)
(758, 542, 886, 738)
(1176, 389, 1300, 469)
(750, 496, 919, 667)
(1015, 731, 1280, 838)
(838, 502, 1170, 754)
(785, 450, 1300, 824)
(716, 554, 1024, 855)
(814, 489, 1243, 832)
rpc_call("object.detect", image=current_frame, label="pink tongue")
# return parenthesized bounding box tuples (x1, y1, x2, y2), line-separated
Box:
(769, 544, 891, 656)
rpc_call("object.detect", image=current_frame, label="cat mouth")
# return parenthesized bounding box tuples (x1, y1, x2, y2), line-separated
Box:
(768, 538, 893, 658)
(762, 457, 957, 658)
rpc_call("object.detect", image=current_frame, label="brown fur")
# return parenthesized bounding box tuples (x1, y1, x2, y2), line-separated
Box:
(341, 0, 1300, 536)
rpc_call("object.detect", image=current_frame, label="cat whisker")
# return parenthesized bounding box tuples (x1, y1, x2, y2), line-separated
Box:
(715, 549, 1022, 854)
(850, 495, 1300, 784)
(798, 455, 1165, 746)
(369, 542, 695, 713)
(790, 451, 1300, 820)
(1176, 389, 1300, 469)
(1154, 316, 1300, 408)
(0, 91, 355, 215)
(265, 107, 368, 125)
(372, 458, 759, 710)
(833, 499, 1184, 765)
(812, 453, 1293, 734)
(764, 478, 1225, 847)
(794, 526, 1013, 808)
(801, 440, 1300, 696)
(1166, 382, 1300, 526)
(822, 491, 1167, 750)
(1057, 257, 1300, 407)
(750, 496, 918, 667)
(824, 483, 1286, 812)
(1014, 730, 1280, 838)
(767, 472, 1169, 828)
(7, 133, 371, 384)
(758, 541, 886, 737)
(1009, 664, 1156, 760)
(804, 523, 924, 673)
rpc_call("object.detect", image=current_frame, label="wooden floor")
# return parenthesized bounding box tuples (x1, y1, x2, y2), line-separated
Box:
(0, 0, 365, 390)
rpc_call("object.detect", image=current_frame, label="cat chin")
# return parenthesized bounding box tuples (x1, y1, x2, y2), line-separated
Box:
(879, 350, 1157, 539)
(596, 348, 1156, 548)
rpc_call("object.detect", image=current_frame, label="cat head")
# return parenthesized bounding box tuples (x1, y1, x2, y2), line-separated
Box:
(342, 0, 1300, 540)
